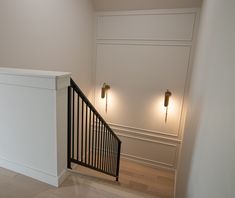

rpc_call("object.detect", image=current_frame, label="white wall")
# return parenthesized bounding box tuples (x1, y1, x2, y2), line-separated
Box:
(0, 68, 71, 186)
(0, 0, 94, 97)
(176, 0, 235, 197)
(94, 9, 199, 169)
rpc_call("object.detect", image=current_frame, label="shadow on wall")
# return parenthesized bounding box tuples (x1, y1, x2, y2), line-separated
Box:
(176, 95, 205, 197)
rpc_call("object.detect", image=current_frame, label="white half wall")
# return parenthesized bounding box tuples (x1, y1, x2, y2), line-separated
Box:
(176, 0, 235, 197)
(0, 68, 71, 187)
(0, 0, 94, 98)
(94, 9, 199, 170)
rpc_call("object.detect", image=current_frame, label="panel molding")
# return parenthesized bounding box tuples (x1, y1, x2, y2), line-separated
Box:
(96, 39, 193, 46)
(121, 153, 175, 171)
(110, 122, 180, 170)
(96, 8, 198, 44)
(118, 133, 178, 146)
(94, 8, 200, 171)
(96, 8, 200, 17)
(96, 9, 197, 42)
(109, 122, 181, 142)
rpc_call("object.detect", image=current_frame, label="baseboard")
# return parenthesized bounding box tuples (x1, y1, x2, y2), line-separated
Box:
(58, 169, 69, 187)
(0, 156, 66, 187)
(174, 169, 178, 198)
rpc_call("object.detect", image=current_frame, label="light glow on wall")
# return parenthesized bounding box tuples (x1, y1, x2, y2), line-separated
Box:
(96, 87, 119, 118)
(155, 95, 178, 124)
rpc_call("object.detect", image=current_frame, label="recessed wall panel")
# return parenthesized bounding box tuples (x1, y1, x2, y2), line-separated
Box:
(97, 13, 195, 41)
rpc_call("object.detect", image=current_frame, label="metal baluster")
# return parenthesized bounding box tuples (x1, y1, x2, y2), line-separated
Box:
(67, 86, 72, 169)
(108, 130, 112, 174)
(113, 137, 118, 175)
(88, 108, 91, 166)
(97, 119, 101, 169)
(85, 104, 88, 164)
(102, 124, 106, 171)
(109, 134, 113, 175)
(105, 127, 109, 173)
(81, 101, 84, 163)
(116, 140, 121, 181)
(77, 95, 79, 161)
(111, 134, 115, 175)
(100, 122, 103, 170)
(68, 78, 121, 180)
(95, 116, 98, 168)
(72, 89, 75, 159)
(92, 112, 95, 167)
(103, 126, 107, 172)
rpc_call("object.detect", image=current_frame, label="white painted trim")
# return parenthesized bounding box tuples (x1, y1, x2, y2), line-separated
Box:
(173, 12, 201, 179)
(96, 8, 200, 17)
(97, 38, 194, 42)
(0, 68, 71, 90)
(121, 153, 175, 171)
(117, 133, 179, 146)
(96, 9, 198, 42)
(174, 170, 178, 198)
(56, 77, 71, 90)
(96, 40, 192, 46)
(94, 8, 200, 173)
(58, 169, 69, 187)
(109, 122, 179, 138)
(0, 157, 64, 187)
(178, 11, 200, 141)
(0, 67, 71, 79)
(112, 123, 180, 169)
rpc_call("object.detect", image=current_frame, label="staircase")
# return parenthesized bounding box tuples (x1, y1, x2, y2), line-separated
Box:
(67, 78, 121, 181)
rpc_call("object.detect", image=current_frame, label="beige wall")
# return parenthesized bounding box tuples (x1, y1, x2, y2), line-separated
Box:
(176, 0, 235, 197)
(0, 0, 94, 97)
(94, 9, 199, 169)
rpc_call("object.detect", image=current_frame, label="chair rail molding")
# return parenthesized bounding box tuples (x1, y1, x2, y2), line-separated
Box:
(109, 122, 180, 169)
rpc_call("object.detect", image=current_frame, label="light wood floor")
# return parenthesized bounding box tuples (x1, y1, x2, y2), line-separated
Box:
(0, 159, 175, 198)
(74, 159, 175, 198)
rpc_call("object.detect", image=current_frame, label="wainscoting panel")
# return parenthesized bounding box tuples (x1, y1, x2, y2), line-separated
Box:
(94, 9, 199, 170)
(109, 123, 180, 169)
(97, 11, 196, 41)
(95, 44, 191, 135)
(119, 136, 178, 169)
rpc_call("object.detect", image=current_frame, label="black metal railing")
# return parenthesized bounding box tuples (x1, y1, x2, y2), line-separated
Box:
(68, 78, 121, 181)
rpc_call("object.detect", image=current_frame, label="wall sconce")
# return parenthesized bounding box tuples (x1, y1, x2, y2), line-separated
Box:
(101, 83, 110, 113)
(164, 89, 172, 123)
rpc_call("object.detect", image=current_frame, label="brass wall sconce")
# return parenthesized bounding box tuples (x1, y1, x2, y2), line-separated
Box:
(101, 83, 110, 112)
(164, 89, 172, 123)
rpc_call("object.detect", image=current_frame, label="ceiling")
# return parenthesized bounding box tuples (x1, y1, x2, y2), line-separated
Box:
(92, 0, 202, 11)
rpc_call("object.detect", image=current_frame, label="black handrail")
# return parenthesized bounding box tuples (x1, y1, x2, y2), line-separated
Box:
(68, 78, 121, 181)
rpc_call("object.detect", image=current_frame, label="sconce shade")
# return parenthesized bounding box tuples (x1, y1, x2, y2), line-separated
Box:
(101, 83, 110, 113)
(101, 83, 110, 98)
(101, 87, 106, 98)
(164, 89, 172, 123)
(164, 90, 172, 107)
